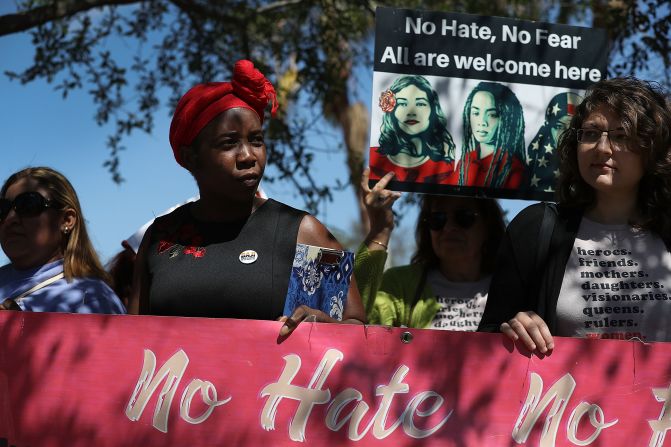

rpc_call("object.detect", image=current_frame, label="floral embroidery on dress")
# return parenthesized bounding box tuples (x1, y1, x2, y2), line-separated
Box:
(156, 223, 206, 259)
(158, 240, 175, 254)
(183, 246, 206, 258)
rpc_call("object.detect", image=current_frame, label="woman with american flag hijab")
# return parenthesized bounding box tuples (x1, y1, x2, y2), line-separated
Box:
(525, 92, 582, 194)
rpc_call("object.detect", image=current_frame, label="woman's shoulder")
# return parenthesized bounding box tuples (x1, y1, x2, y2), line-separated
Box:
(508, 202, 582, 236)
(382, 263, 424, 281)
(0, 260, 63, 289)
(260, 198, 311, 235)
(15, 274, 125, 314)
(63, 277, 126, 313)
(507, 203, 553, 232)
(0, 262, 15, 281)
(296, 214, 343, 249)
(512, 202, 551, 222)
(379, 264, 426, 302)
(150, 202, 192, 233)
(262, 198, 308, 218)
(158, 201, 191, 219)
(59, 276, 113, 297)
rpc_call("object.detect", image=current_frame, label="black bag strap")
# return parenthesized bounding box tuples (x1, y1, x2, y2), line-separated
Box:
(533, 202, 557, 317)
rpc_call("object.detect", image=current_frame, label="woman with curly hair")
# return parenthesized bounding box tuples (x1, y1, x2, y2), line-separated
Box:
(370, 75, 458, 185)
(479, 77, 671, 349)
(458, 81, 526, 188)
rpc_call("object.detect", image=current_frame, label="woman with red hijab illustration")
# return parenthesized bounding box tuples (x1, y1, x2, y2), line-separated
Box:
(458, 82, 526, 189)
(370, 75, 458, 185)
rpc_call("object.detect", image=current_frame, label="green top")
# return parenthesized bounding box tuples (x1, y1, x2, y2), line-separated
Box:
(355, 244, 441, 328)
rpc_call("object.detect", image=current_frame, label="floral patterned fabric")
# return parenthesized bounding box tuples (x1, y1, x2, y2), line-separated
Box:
(283, 244, 354, 320)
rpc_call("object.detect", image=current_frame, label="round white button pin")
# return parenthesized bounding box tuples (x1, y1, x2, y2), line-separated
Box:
(239, 250, 258, 264)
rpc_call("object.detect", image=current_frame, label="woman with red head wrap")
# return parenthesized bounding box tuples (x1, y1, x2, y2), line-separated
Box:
(127, 60, 365, 335)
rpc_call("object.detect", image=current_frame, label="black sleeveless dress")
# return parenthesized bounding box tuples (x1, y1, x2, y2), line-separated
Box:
(146, 199, 306, 319)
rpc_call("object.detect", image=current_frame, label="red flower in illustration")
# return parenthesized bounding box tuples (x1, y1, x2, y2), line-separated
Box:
(379, 90, 396, 113)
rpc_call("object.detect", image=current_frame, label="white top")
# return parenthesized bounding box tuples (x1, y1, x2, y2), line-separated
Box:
(556, 217, 671, 342)
(428, 269, 490, 331)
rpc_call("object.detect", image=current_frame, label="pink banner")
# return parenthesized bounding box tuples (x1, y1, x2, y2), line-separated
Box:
(1, 311, 670, 446)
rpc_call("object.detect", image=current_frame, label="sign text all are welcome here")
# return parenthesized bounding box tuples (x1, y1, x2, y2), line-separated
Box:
(381, 17, 600, 83)
(374, 8, 607, 89)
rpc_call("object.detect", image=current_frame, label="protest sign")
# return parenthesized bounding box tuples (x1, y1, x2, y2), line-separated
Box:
(2, 311, 671, 446)
(369, 7, 608, 200)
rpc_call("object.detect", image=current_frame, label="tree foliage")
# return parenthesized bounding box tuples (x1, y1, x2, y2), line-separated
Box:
(1, 0, 669, 216)
(2, 0, 375, 214)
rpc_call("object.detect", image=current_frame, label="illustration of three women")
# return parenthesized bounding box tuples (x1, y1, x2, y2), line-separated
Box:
(371, 74, 576, 193)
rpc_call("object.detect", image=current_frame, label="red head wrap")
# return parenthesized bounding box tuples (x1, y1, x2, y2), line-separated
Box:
(169, 60, 278, 166)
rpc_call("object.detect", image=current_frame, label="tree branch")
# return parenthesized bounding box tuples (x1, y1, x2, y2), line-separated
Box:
(257, 0, 304, 14)
(0, 0, 138, 37)
(168, 0, 235, 22)
(168, 0, 303, 22)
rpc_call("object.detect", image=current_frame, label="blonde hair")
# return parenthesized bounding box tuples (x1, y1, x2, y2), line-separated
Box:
(1, 167, 110, 283)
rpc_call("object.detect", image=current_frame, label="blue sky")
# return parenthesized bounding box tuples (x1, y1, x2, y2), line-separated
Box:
(0, 3, 530, 267)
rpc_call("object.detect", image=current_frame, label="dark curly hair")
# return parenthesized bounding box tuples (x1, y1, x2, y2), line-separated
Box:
(411, 195, 505, 275)
(557, 77, 671, 246)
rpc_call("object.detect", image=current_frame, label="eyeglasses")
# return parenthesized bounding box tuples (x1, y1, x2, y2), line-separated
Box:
(425, 209, 480, 231)
(0, 192, 61, 222)
(576, 128, 633, 151)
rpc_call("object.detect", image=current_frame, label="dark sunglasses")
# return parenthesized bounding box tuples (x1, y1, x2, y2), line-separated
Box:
(0, 192, 61, 222)
(425, 209, 480, 231)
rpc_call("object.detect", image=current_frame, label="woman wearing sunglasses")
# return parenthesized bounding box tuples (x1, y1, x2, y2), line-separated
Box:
(0, 167, 125, 313)
(126, 60, 365, 336)
(356, 169, 505, 329)
(478, 77, 671, 350)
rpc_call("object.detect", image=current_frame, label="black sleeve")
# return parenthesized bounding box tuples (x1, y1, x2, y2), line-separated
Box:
(478, 203, 546, 332)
